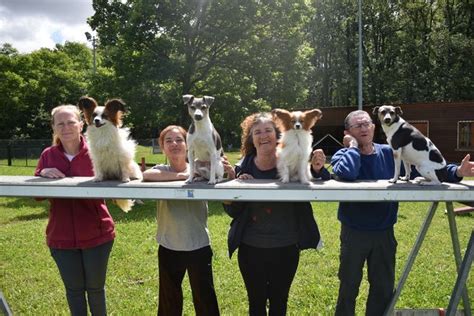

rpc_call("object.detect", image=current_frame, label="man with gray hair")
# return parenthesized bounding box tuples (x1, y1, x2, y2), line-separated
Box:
(331, 109, 473, 316)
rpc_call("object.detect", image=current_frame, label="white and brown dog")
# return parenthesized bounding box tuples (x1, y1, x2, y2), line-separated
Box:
(373, 105, 447, 185)
(78, 96, 142, 211)
(183, 94, 224, 184)
(272, 108, 322, 184)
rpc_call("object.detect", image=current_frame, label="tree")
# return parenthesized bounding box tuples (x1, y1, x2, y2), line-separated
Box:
(0, 42, 94, 139)
(89, 0, 258, 136)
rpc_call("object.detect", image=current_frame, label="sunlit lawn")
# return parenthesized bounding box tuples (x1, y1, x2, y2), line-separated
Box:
(0, 147, 472, 314)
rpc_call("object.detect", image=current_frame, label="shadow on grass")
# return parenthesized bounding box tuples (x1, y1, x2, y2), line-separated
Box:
(2, 197, 228, 224)
(2, 197, 46, 208)
(108, 200, 156, 222)
(13, 212, 49, 221)
(1, 197, 49, 223)
(109, 199, 227, 222)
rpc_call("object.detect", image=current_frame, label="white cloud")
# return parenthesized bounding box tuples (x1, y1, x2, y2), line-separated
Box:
(0, 0, 94, 53)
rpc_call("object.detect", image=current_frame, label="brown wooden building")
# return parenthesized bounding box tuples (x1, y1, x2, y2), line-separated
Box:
(310, 101, 474, 163)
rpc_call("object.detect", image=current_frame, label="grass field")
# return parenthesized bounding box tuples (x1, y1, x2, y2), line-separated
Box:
(0, 150, 473, 315)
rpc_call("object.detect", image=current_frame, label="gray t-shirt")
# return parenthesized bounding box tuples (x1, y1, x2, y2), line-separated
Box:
(154, 164, 210, 251)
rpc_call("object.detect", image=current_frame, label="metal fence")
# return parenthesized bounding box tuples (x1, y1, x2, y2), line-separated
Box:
(0, 139, 51, 167)
(0, 139, 160, 167)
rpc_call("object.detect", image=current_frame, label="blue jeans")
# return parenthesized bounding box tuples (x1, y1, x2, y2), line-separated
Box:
(50, 240, 114, 316)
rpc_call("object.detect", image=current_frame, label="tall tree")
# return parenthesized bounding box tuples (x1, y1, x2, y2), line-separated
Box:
(307, 0, 358, 107)
(89, 0, 258, 136)
(0, 42, 94, 139)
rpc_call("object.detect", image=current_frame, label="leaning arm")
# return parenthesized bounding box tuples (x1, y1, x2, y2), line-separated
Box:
(311, 166, 331, 180)
(142, 168, 189, 182)
(331, 148, 362, 181)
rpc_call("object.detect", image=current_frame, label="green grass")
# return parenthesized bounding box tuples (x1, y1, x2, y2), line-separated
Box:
(0, 145, 243, 169)
(1, 153, 473, 315)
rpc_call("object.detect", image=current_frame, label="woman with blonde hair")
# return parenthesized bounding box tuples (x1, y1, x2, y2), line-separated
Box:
(35, 104, 115, 315)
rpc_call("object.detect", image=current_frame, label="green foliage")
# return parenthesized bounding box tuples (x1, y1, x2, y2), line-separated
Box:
(0, 42, 94, 139)
(1, 0, 473, 139)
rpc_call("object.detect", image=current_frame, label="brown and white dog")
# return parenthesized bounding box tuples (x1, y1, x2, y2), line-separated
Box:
(272, 108, 322, 184)
(78, 96, 142, 211)
(373, 105, 447, 185)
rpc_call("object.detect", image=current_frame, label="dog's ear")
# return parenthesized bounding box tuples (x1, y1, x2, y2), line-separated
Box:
(77, 96, 98, 125)
(305, 108, 322, 120)
(77, 96, 98, 112)
(203, 96, 215, 106)
(395, 106, 403, 115)
(372, 106, 379, 115)
(104, 99, 126, 127)
(105, 99, 126, 113)
(271, 109, 292, 131)
(271, 108, 291, 120)
(183, 94, 194, 105)
(304, 109, 323, 129)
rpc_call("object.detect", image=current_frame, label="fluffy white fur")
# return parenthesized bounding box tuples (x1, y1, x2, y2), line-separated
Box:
(277, 129, 313, 184)
(86, 124, 142, 183)
(78, 97, 142, 212)
(272, 109, 322, 184)
(373, 105, 447, 185)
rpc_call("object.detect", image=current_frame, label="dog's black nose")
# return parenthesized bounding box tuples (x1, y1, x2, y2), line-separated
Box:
(295, 124, 301, 129)
(94, 119, 103, 127)
(384, 118, 391, 123)
(194, 114, 203, 121)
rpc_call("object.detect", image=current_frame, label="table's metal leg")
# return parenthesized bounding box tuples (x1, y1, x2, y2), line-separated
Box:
(445, 202, 472, 316)
(383, 202, 439, 316)
(0, 291, 12, 316)
(446, 231, 473, 316)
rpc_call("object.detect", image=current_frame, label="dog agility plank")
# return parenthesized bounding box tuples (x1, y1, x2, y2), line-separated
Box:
(0, 176, 473, 202)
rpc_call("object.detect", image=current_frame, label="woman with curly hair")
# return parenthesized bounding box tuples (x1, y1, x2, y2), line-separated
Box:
(223, 112, 330, 315)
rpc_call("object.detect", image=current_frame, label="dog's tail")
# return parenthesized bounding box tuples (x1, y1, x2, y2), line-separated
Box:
(113, 199, 135, 213)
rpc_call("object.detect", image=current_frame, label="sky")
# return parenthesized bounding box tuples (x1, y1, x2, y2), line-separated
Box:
(0, 0, 95, 53)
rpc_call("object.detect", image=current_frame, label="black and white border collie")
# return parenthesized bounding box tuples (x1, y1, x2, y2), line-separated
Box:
(373, 105, 447, 185)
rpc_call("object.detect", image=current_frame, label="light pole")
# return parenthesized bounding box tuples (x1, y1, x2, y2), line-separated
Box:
(357, 0, 363, 110)
(85, 32, 96, 75)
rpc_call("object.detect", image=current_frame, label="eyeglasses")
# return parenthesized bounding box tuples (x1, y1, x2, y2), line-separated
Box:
(349, 121, 373, 129)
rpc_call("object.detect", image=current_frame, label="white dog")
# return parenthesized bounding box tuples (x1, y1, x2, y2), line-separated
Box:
(272, 108, 322, 184)
(78, 96, 142, 211)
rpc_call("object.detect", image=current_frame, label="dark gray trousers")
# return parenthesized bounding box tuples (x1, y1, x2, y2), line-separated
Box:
(50, 240, 114, 316)
(335, 225, 397, 316)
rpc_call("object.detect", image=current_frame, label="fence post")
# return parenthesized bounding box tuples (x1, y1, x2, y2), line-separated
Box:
(7, 144, 12, 166)
(141, 157, 146, 172)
